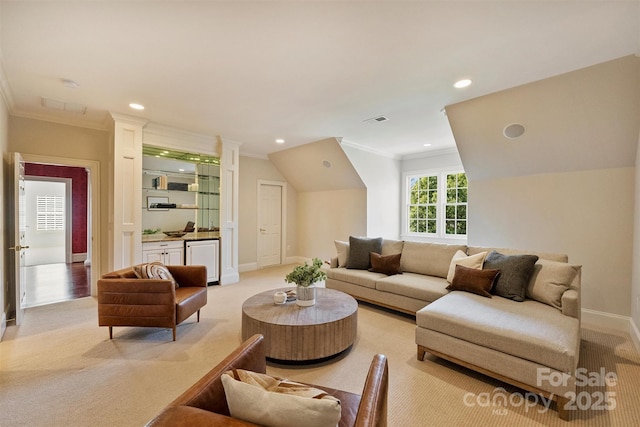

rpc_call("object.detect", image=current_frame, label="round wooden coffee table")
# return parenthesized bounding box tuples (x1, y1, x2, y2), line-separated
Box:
(241, 287, 358, 361)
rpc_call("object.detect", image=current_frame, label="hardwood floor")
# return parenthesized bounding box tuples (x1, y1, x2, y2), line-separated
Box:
(24, 263, 91, 308)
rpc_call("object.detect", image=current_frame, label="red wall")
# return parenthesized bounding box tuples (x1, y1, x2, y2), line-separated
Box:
(25, 163, 88, 254)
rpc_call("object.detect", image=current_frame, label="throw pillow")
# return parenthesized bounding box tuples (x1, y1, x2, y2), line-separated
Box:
(133, 262, 179, 288)
(334, 240, 349, 267)
(446, 250, 488, 283)
(527, 259, 579, 309)
(221, 369, 341, 427)
(346, 236, 382, 270)
(369, 252, 402, 276)
(483, 251, 539, 301)
(446, 264, 500, 298)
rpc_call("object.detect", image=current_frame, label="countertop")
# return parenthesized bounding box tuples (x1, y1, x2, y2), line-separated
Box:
(142, 231, 220, 243)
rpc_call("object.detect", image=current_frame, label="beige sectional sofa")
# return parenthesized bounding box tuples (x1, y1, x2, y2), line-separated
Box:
(326, 238, 581, 420)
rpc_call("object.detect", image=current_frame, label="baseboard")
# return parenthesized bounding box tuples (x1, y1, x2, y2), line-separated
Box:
(1, 311, 6, 341)
(72, 253, 87, 263)
(239, 262, 258, 273)
(581, 307, 632, 333)
(240, 257, 308, 273)
(631, 318, 640, 352)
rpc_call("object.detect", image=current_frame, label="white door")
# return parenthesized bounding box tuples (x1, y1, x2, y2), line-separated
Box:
(12, 153, 28, 325)
(257, 183, 282, 268)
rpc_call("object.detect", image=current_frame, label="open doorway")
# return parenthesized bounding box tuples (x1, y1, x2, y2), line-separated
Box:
(22, 164, 90, 308)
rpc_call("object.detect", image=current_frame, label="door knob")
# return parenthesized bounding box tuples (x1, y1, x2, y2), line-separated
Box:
(9, 245, 30, 251)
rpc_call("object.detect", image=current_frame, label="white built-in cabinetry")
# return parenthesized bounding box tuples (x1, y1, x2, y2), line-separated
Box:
(142, 241, 184, 265)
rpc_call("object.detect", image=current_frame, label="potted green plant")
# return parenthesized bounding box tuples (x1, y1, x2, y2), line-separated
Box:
(285, 258, 327, 306)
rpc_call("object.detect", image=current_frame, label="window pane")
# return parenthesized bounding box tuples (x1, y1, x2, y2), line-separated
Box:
(456, 221, 467, 235)
(446, 205, 455, 219)
(428, 190, 437, 203)
(447, 189, 456, 203)
(417, 206, 426, 218)
(427, 220, 437, 233)
(445, 220, 455, 234)
(428, 176, 437, 189)
(458, 173, 467, 187)
(409, 206, 417, 219)
(446, 174, 456, 188)
(457, 188, 468, 203)
(427, 205, 437, 219)
(417, 220, 427, 233)
(457, 205, 467, 220)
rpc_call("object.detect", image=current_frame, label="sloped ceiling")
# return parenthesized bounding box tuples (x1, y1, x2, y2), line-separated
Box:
(268, 138, 364, 192)
(446, 55, 640, 181)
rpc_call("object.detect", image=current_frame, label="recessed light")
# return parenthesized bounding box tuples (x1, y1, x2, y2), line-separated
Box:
(423, 143, 432, 147)
(322, 160, 332, 169)
(454, 79, 472, 89)
(275, 139, 285, 144)
(129, 103, 145, 110)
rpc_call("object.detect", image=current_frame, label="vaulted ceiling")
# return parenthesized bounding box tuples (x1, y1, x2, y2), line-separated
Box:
(1, 1, 638, 158)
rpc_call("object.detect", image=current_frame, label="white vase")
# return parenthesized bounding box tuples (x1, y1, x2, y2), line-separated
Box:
(296, 285, 316, 306)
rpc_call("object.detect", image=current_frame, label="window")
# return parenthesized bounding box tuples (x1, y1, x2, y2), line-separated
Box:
(36, 195, 64, 231)
(405, 170, 468, 238)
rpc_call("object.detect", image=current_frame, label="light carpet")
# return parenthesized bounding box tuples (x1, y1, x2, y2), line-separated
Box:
(1, 265, 640, 426)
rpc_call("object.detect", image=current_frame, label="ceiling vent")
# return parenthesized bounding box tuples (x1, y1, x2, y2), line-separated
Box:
(363, 115, 389, 124)
(41, 97, 87, 115)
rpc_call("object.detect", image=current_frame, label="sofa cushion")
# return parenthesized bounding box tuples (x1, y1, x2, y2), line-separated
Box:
(527, 259, 580, 309)
(221, 369, 341, 427)
(334, 240, 349, 267)
(326, 267, 383, 289)
(483, 251, 539, 302)
(369, 252, 402, 276)
(446, 265, 499, 298)
(468, 246, 568, 263)
(400, 242, 467, 278)
(416, 292, 580, 373)
(381, 239, 404, 256)
(133, 262, 179, 288)
(347, 236, 382, 270)
(446, 250, 487, 283)
(376, 273, 449, 303)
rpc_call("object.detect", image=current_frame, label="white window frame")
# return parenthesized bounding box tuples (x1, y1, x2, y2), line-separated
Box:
(36, 195, 65, 231)
(401, 167, 468, 243)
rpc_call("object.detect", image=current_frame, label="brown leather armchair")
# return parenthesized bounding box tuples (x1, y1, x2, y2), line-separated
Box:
(146, 334, 389, 427)
(98, 265, 207, 341)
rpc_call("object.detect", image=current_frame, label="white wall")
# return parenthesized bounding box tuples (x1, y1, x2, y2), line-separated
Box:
(341, 145, 401, 239)
(632, 132, 640, 346)
(0, 88, 8, 339)
(238, 156, 297, 268)
(469, 167, 634, 320)
(297, 189, 366, 261)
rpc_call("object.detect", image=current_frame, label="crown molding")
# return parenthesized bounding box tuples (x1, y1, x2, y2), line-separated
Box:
(339, 138, 400, 160)
(400, 146, 460, 160)
(11, 110, 110, 132)
(142, 122, 219, 156)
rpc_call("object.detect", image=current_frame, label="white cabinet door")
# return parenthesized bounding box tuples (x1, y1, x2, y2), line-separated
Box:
(142, 241, 184, 265)
(186, 240, 219, 283)
(142, 249, 164, 264)
(164, 246, 184, 266)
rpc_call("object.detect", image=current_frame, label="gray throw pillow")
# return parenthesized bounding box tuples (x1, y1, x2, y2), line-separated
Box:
(347, 236, 382, 270)
(483, 251, 539, 302)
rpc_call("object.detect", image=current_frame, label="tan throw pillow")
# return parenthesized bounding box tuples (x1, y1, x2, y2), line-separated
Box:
(446, 250, 487, 283)
(133, 262, 179, 288)
(446, 264, 500, 298)
(221, 369, 341, 427)
(334, 240, 349, 267)
(527, 259, 579, 309)
(369, 252, 402, 276)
